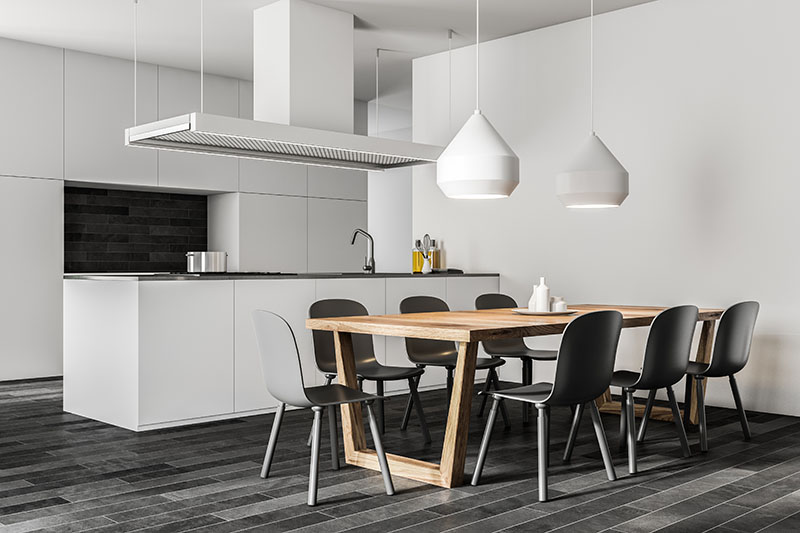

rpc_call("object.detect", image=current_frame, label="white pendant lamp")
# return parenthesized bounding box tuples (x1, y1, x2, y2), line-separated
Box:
(437, 0, 519, 199)
(557, 0, 628, 208)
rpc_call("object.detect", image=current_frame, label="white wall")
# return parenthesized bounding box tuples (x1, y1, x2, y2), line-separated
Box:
(413, 0, 800, 416)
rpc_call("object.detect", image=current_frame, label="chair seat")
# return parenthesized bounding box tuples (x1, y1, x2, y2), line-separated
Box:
(486, 347, 558, 361)
(686, 361, 711, 376)
(357, 363, 424, 381)
(611, 370, 641, 389)
(304, 384, 377, 406)
(489, 382, 552, 404)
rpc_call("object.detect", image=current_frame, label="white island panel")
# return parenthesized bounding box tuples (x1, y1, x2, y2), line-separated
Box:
(63, 279, 139, 431)
(138, 281, 235, 427)
(234, 279, 317, 413)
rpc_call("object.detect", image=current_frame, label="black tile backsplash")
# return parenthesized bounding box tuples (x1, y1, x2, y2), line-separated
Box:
(64, 187, 207, 273)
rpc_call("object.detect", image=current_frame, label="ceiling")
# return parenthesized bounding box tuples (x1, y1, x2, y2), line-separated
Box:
(0, 0, 656, 103)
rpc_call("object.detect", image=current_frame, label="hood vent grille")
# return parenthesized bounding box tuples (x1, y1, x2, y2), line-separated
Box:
(127, 113, 442, 171)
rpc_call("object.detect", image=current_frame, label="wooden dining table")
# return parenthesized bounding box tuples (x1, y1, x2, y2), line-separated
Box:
(306, 304, 723, 488)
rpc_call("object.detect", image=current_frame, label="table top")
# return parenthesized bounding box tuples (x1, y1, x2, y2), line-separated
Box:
(305, 304, 724, 342)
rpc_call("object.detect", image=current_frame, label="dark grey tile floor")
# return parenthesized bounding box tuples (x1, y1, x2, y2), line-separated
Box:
(2, 379, 800, 533)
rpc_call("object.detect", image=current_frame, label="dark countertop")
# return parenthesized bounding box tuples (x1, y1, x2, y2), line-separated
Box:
(64, 272, 499, 281)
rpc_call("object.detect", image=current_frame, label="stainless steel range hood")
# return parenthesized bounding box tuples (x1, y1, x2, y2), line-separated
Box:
(126, 113, 442, 172)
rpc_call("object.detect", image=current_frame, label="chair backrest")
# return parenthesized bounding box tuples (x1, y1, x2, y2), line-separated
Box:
(636, 305, 699, 389)
(545, 310, 623, 406)
(251, 310, 312, 408)
(475, 293, 529, 355)
(705, 301, 760, 377)
(309, 299, 378, 373)
(399, 296, 458, 364)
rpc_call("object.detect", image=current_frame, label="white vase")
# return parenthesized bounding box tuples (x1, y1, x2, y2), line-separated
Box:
(421, 256, 432, 274)
(528, 284, 538, 310)
(535, 277, 550, 312)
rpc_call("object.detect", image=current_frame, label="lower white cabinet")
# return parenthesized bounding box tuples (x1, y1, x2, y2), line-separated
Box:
(234, 279, 317, 413)
(314, 278, 387, 393)
(384, 277, 448, 392)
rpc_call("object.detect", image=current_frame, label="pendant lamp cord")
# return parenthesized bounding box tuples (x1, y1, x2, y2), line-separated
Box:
(475, 0, 480, 113)
(133, 0, 138, 126)
(590, 0, 594, 134)
(200, 0, 204, 113)
(375, 48, 380, 137)
(448, 29, 453, 133)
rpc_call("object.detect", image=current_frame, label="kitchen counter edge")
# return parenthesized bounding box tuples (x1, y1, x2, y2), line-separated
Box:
(64, 272, 500, 281)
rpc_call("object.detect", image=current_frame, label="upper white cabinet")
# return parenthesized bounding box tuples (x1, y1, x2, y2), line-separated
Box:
(308, 167, 367, 201)
(157, 66, 239, 192)
(0, 38, 63, 180)
(307, 198, 367, 273)
(64, 50, 158, 186)
(239, 160, 308, 196)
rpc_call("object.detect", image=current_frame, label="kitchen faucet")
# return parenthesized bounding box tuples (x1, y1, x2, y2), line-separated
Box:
(351, 228, 375, 274)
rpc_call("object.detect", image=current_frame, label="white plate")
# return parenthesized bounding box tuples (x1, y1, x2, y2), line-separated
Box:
(511, 308, 577, 316)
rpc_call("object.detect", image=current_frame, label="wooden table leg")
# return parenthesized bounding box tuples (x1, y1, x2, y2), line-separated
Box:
(333, 333, 478, 488)
(439, 341, 479, 487)
(333, 331, 366, 456)
(688, 320, 715, 425)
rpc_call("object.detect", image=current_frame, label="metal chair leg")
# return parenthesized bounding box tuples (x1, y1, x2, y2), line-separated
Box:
(477, 370, 493, 417)
(563, 401, 585, 462)
(637, 389, 657, 443)
(327, 406, 339, 471)
(471, 397, 501, 486)
(588, 401, 617, 481)
(729, 374, 752, 441)
(446, 367, 454, 403)
(375, 380, 385, 434)
(260, 402, 285, 478)
(618, 391, 628, 450)
(308, 407, 323, 506)
(308, 375, 333, 446)
(536, 404, 550, 502)
(401, 374, 421, 430)
(522, 359, 532, 424)
(683, 375, 693, 428)
(695, 376, 708, 452)
(408, 376, 432, 444)
(357, 377, 364, 391)
(488, 369, 510, 429)
(624, 389, 637, 474)
(666, 386, 692, 458)
(365, 402, 395, 496)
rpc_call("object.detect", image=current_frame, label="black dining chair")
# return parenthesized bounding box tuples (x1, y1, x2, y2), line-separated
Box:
(252, 310, 394, 506)
(471, 310, 623, 502)
(309, 299, 431, 445)
(566, 305, 698, 474)
(399, 295, 509, 429)
(684, 301, 759, 452)
(476, 293, 558, 424)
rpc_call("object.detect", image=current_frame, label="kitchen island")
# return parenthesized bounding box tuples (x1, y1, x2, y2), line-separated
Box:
(64, 272, 499, 431)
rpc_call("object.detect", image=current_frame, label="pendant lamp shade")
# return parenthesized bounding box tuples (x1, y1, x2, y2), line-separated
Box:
(437, 111, 520, 199)
(556, 133, 628, 208)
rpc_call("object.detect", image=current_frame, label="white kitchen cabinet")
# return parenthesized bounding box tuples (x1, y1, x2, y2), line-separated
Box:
(0, 38, 63, 180)
(157, 66, 239, 192)
(314, 278, 387, 393)
(384, 277, 448, 392)
(238, 193, 309, 273)
(138, 281, 234, 426)
(0, 177, 63, 380)
(308, 167, 367, 201)
(234, 279, 317, 413)
(307, 198, 367, 273)
(64, 50, 158, 186)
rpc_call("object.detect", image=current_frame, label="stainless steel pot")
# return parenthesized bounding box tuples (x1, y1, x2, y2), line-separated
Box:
(186, 251, 227, 273)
